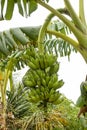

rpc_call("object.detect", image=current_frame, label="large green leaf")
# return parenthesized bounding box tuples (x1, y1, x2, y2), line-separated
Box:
(23, 0, 27, 17)
(0, 23, 76, 60)
(0, 0, 38, 20)
(44, 38, 76, 58)
(0, 26, 41, 59)
(28, 0, 38, 16)
(0, 0, 5, 20)
(6, 84, 32, 118)
(0, 32, 9, 55)
(21, 26, 41, 40)
(17, 0, 24, 16)
(5, 0, 15, 20)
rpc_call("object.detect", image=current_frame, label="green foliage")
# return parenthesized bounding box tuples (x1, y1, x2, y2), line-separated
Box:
(28, 0, 38, 16)
(45, 20, 76, 57)
(0, 0, 38, 20)
(76, 81, 87, 107)
(6, 84, 31, 118)
(0, 20, 77, 60)
(0, 26, 40, 58)
(54, 97, 85, 130)
(44, 38, 76, 58)
(5, 0, 15, 20)
(0, 50, 25, 72)
(6, 88, 87, 130)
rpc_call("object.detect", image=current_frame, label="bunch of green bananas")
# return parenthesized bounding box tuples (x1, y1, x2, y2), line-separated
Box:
(22, 47, 64, 108)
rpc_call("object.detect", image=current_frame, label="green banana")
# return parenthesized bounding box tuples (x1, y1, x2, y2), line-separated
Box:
(22, 70, 36, 87)
(49, 88, 55, 96)
(48, 75, 58, 89)
(31, 70, 40, 82)
(49, 94, 55, 102)
(53, 74, 58, 82)
(52, 81, 59, 90)
(53, 96, 63, 105)
(26, 48, 36, 58)
(36, 69, 43, 78)
(35, 58, 40, 69)
(41, 86, 45, 93)
(49, 91, 60, 103)
(48, 55, 57, 67)
(30, 57, 40, 69)
(37, 80, 41, 87)
(36, 88, 41, 95)
(57, 80, 64, 89)
(39, 54, 45, 69)
(44, 56, 49, 68)
(30, 89, 38, 96)
(46, 75, 50, 85)
(27, 61, 37, 70)
(29, 96, 39, 103)
(23, 80, 35, 87)
(45, 53, 57, 67)
(49, 62, 59, 75)
(41, 78, 46, 87)
(48, 76, 53, 89)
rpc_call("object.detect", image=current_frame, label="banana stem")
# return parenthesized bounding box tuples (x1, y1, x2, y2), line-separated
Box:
(38, 8, 67, 53)
(47, 29, 79, 50)
(38, 7, 79, 53)
(4, 69, 10, 94)
(47, 29, 87, 63)
(36, 0, 85, 48)
(9, 71, 14, 91)
(79, 0, 87, 26)
(38, 8, 69, 53)
(64, 0, 87, 34)
(38, 13, 54, 53)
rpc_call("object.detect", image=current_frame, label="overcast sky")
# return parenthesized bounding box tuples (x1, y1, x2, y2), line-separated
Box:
(1, 0, 87, 103)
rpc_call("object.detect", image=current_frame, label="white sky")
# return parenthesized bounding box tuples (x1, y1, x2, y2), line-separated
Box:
(1, 0, 87, 103)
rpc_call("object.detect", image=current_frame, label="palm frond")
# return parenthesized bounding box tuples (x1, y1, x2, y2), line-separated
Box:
(0, 20, 77, 60)
(44, 38, 76, 58)
(6, 83, 31, 118)
(45, 20, 77, 57)
(0, 0, 38, 20)
(0, 26, 41, 58)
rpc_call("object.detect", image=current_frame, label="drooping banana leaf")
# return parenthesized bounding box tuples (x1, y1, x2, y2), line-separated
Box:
(0, 20, 76, 60)
(0, 26, 41, 58)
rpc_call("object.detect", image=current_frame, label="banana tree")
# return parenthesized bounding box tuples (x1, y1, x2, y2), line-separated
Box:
(1, 0, 87, 62)
(0, 0, 87, 129)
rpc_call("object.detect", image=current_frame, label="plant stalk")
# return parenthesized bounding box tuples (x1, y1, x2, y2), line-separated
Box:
(79, 0, 87, 26)
(38, 13, 54, 53)
(47, 29, 79, 49)
(36, 0, 86, 47)
(64, 0, 87, 34)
